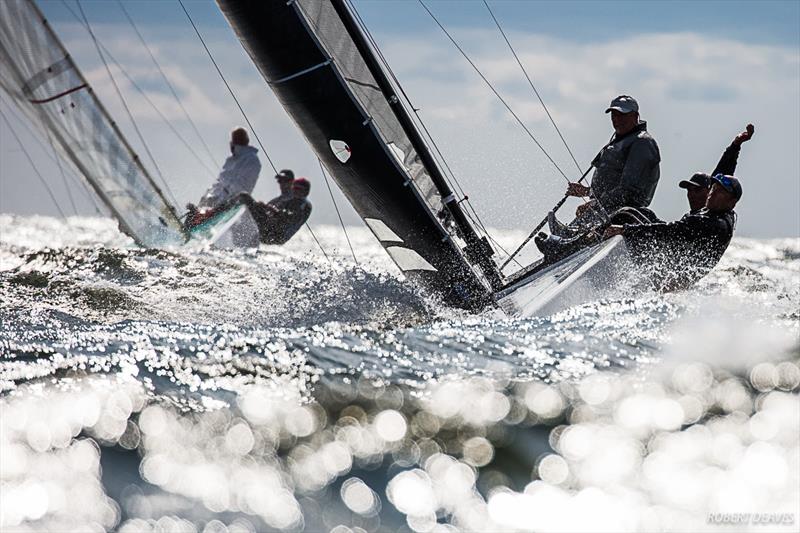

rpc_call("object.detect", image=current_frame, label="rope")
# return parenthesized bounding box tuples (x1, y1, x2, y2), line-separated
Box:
(94, 40, 218, 179)
(177, 0, 277, 174)
(418, 0, 570, 183)
(304, 224, 331, 264)
(116, 0, 218, 170)
(482, 0, 581, 173)
(318, 159, 358, 265)
(75, 0, 181, 208)
(0, 107, 67, 219)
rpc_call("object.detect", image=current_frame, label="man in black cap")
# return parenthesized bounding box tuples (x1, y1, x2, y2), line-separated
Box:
(267, 169, 295, 209)
(679, 124, 754, 214)
(537, 123, 754, 261)
(604, 173, 744, 291)
(550, 94, 661, 235)
(239, 177, 312, 245)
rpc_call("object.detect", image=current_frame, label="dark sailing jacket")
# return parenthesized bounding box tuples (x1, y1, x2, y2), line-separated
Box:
(250, 198, 312, 245)
(590, 121, 661, 212)
(624, 208, 736, 291)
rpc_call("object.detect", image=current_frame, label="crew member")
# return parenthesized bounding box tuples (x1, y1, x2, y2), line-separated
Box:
(240, 178, 312, 245)
(550, 95, 661, 235)
(267, 169, 295, 208)
(185, 127, 261, 227)
(680, 124, 753, 214)
(604, 174, 743, 291)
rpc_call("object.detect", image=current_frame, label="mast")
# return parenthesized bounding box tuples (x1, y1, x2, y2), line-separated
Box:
(329, 0, 502, 290)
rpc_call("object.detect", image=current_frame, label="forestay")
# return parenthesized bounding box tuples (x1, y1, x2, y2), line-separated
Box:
(0, 0, 186, 247)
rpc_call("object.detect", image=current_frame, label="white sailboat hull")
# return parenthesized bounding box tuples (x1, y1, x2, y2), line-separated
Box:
(184, 205, 261, 250)
(496, 236, 632, 317)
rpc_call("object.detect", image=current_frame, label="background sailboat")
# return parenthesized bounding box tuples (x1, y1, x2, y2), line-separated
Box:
(0, 0, 187, 247)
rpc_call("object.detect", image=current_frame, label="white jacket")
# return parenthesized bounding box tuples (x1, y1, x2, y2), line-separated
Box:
(198, 145, 261, 209)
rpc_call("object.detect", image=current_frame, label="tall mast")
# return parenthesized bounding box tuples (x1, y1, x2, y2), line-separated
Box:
(329, 0, 502, 290)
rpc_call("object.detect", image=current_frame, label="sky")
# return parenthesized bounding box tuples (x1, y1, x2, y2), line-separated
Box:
(1, 0, 799, 240)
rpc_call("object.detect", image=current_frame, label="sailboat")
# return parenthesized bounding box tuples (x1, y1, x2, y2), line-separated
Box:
(216, 0, 632, 316)
(1, 0, 631, 317)
(0, 0, 252, 249)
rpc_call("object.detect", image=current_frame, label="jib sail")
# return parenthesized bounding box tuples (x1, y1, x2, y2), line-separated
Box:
(0, 0, 186, 247)
(218, 0, 501, 309)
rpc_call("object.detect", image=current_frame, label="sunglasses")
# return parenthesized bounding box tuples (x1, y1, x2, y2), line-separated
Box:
(713, 174, 736, 192)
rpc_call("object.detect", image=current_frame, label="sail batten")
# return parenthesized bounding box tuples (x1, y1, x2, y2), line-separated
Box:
(0, 0, 186, 247)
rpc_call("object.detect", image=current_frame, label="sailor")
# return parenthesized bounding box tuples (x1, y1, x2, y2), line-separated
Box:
(239, 178, 312, 245)
(536, 124, 754, 266)
(550, 95, 661, 235)
(186, 127, 261, 221)
(604, 174, 743, 291)
(267, 169, 295, 208)
(680, 124, 753, 214)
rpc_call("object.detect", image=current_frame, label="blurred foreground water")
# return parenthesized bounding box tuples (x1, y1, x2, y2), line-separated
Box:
(1, 215, 799, 532)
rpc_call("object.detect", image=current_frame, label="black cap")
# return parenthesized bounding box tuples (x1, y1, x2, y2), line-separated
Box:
(712, 174, 743, 201)
(275, 169, 295, 182)
(679, 172, 712, 189)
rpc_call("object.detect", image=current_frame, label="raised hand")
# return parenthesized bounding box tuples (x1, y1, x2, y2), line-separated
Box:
(733, 123, 755, 146)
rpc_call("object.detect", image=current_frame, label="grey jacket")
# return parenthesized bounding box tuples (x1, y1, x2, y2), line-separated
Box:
(590, 121, 661, 212)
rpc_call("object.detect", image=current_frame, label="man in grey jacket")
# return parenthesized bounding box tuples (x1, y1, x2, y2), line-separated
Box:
(550, 95, 661, 235)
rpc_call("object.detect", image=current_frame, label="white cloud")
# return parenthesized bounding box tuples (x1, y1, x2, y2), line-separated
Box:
(2, 19, 798, 238)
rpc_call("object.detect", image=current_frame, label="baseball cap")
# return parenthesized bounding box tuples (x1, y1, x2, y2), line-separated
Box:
(679, 172, 712, 189)
(275, 169, 295, 182)
(711, 174, 742, 201)
(605, 95, 639, 114)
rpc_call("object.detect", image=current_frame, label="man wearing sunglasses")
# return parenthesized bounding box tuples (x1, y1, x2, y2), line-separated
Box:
(679, 124, 754, 214)
(537, 124, 754, 264)
(604, 172, 743, 291)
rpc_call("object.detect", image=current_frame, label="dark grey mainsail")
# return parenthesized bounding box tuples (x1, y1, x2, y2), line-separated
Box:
(218, 0, 501, 309)
(0, 0, 186, 247)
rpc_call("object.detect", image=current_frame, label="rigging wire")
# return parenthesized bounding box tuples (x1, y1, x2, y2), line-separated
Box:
(417, 0, 571, 183)
(177, 0, 331, 263)
(346, 0, 521, 267)
(75, 0, 181, 209)
(318, 159, 358, 266)
(0, 107, 67, 219)
(419, 1, 608, 269)
(60, 0, 217, 180)
(0, 100, 104, 215)
(96, 43, 218, 178)
(177, 0, 276, 174)
(482, 0, 581, 173)
(116, 0, 218, 170)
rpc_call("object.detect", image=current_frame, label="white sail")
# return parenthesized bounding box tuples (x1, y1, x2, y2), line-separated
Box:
(0, 0, 186, 247)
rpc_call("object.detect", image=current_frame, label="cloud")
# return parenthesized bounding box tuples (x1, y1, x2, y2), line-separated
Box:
(2, 18, 798, 238)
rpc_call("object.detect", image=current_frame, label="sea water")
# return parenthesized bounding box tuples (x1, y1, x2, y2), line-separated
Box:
(1, 214, 798, 533)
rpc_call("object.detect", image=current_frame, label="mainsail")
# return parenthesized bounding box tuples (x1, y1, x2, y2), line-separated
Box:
(0, 0, 186, 247)
(218, 0, 501, 309)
